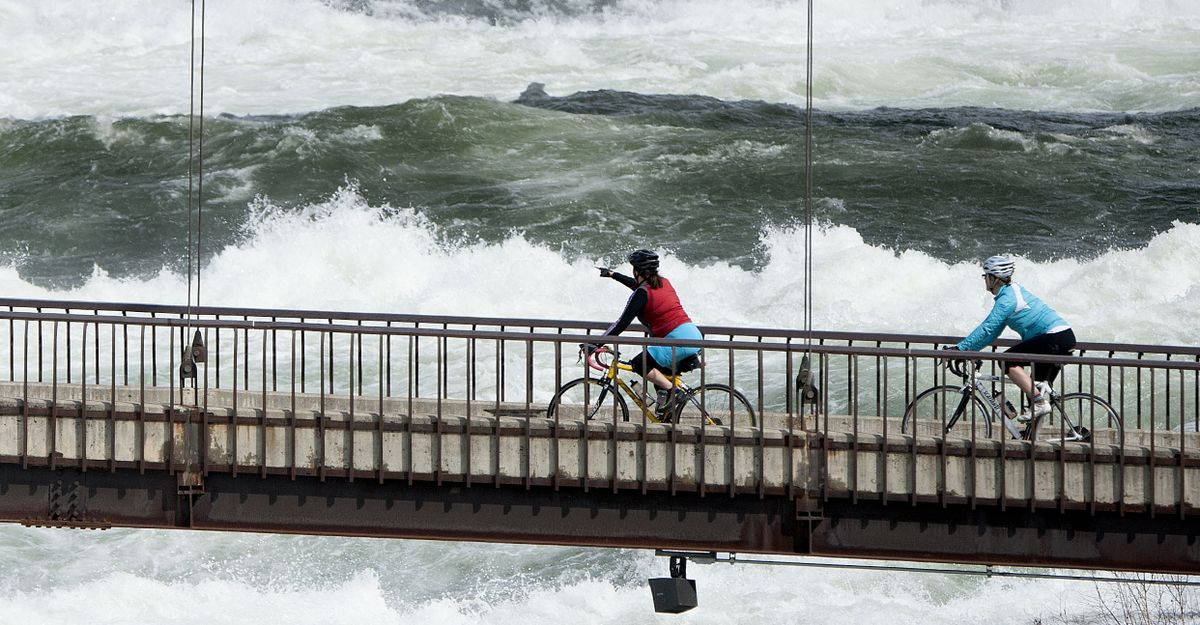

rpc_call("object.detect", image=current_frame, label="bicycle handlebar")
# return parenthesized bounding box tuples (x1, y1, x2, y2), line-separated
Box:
(946, 357, 983, 379)
(582, 345, 618, 373)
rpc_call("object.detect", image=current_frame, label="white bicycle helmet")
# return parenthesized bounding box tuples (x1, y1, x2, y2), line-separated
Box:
(982, 255, 1015, 279)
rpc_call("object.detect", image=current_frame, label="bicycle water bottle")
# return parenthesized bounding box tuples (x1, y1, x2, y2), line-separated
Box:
(992, 390, 1018, 419)
(631, 380, 649, 404)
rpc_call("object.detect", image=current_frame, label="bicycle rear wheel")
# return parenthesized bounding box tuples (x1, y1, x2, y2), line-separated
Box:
(546, 377, 629, 422)
(1029, 393, 1123, 444)
(901, 385, 994, 438)
(671, 383, 756, 427)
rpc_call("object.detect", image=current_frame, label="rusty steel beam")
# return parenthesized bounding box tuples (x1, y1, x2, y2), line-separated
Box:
(808, 501, 1200, 574)
(3, 463, 1199, 576)
(0, 465, 798, 553)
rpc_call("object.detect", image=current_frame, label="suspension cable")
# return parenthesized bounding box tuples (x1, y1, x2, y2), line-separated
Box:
(803, 0, 814, 349)
(656, 551, 1200, 587)
(186, 0, 207, 327)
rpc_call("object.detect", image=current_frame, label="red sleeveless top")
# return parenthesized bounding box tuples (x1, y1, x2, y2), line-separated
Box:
(641, 277, 692, 337)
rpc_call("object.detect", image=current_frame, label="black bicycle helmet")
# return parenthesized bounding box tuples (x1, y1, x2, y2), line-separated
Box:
(626, 249, 659, 273)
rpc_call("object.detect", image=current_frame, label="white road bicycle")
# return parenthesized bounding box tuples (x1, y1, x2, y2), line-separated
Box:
(901, 358, 1124, 443)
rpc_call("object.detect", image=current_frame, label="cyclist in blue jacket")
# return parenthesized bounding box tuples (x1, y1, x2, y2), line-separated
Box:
(949, 255, 1075, 419)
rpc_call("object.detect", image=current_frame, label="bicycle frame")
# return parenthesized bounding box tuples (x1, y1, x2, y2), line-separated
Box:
(584, 347, 687, 423)
(948, 360, 1025, 440)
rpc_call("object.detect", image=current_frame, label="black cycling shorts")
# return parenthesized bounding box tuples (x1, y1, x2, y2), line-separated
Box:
(1003, 328, 1077, 383)
(626, 350, 702, 377)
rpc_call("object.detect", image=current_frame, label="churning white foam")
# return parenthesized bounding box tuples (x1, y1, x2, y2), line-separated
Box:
(2, 0, 1198, 118)
(0, 186, 1195, 346)
(0, 526, 1138, 625)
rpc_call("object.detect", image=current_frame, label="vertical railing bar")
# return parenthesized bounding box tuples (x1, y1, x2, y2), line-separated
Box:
(821, 353, 830, 503)
(726, 340, 735, 498)
(291, 329, 298, 481)
(786, 345, 796, 501)
(20, 319, 29, 468)
(437, 335, 444, 420)
(261, 326, 269, 479)
(882, 353, 889, 506)
(757, 338, 765, 419)
(138, 325, 146, 474)
(232, 329, 239, 478)
(434, 335, 444, 488)
(326, 321, 334, 396)
(272, 323, 279, 393)
(1136, 354, 1144, 429)
(319, 331, 327, 482)
(525, 331, 534, 410)
(909, 354, 918, 507)
(50, 321, 59, 470)
(1119, 364, 1127, 517)
(122, 314, 129, 386)
(1178, 366, 1186, 520)
(378, 332, 386, 485)
(348, 329, 355, 483)
(214, 320, 221, 390)
(494, 337, 502, 489)
(463, 334, 473, 487)
(406, 334, 414, 486)
(81, 322, 88, 473)
(575, 335, 589, 494)
(243, 319, 250, 393)
(757, 341, 765, 499)
(150, 313, 157, 387)
(37, 316, 44, 384)
(109, 323, 117, 472)
(201, 327, 210, 478)
(1150, 366, 1157, 518)
(167, 323, 175, 476)
(851, 355, 859, 505)
(6, 310, 11, 382)
(93, 313, 100, 386)
(413, 323, 421, 405)
(526, 336, 534, 491)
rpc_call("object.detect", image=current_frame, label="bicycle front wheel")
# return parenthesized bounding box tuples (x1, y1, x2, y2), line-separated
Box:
(672, 384, 757, 428)
(1030, 393, 1123, 444)
(546, 377, 629, 422)
(901, 385, 994, 438)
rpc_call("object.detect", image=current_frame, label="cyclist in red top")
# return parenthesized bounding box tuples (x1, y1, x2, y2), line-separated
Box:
(592, 249, 704, 413)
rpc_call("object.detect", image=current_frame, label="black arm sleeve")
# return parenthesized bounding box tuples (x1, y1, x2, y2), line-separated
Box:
(603, 287, 646, 337)
(609, 272, 638, 290)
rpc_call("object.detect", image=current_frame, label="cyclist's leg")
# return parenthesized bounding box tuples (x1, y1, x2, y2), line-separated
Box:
(1031, 328, 1076, 386)
(1003, 333, 1062, 401)
(627, 351, 673, 390)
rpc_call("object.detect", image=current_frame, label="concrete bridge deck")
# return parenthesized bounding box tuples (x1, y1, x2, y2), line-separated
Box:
(0, 381, 1197, 575)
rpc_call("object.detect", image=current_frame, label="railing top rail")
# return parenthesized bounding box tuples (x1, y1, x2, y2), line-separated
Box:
(0, 309, 1196, 372)
(1, 297, 1197, 359)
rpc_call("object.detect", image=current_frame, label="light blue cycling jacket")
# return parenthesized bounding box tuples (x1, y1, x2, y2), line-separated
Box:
(956, 283, 1070, 352)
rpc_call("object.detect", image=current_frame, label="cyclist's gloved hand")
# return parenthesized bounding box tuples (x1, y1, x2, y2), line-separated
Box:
(579, 342, 603, 355)
(596, 267, 613, 278)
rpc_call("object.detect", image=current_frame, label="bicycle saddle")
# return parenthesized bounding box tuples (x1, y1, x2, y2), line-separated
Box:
(675, 354, 703, 373)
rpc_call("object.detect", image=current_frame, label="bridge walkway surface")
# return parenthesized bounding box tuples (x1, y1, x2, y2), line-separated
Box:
(0, 298, 1197, 575)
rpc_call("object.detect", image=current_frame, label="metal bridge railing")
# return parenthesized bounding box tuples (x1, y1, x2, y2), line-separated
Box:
(0, 298, 1196, 512)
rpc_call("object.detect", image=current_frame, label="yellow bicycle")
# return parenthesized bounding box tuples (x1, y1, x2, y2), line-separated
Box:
(546, 346, 756, 427)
